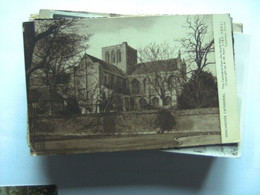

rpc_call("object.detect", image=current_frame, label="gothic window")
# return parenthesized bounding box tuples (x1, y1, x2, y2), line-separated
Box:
(152, 97, 159, 107)
(110, 74, 114, 88)
(165, 96, 171, 105)
(154, 75, 160, 91)
(117, 49, 121, 62)
(106, 74, 112, 88)
(124, 97, 130, 111)
(143, 78, 148, 94)
(104, 76, 107, 85)
(131, 79, 140, 94)
(117, 77, 122, 92)
(168, 75, 175, 90)
(117, 77, 120, 86)
(103, 74, 108, 86)
(123, 79, 127, 93)
(139, 98, 147, 110)
(155, 76, 160, 87)
(111, 50, 116, 63)
(105, 51, 110, 63)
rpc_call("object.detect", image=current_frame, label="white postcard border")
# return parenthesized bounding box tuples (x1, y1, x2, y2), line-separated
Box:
(213, 14, 240, 143)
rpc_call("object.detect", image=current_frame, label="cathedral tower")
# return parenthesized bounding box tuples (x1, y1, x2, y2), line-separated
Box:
(102, 42, 137, 74)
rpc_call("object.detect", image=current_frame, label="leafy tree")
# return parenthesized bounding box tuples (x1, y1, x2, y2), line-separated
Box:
(177, 70, 218, 109)
(155, 110, 177, 133)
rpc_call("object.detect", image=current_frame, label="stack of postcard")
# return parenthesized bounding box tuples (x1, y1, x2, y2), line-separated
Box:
(23, 10, 242, 156)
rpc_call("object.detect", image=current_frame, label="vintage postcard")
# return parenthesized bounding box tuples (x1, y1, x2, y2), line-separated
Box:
(29, 9, 125, 21)
(23, 14, 240, 155)
(32, 10, 243, 158)
(0, 185, 57, 195)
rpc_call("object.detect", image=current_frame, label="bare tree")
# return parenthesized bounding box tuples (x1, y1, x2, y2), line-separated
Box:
(25, 19, 81, 80)
(72, 82, 118, 114)
(98, 87, 117, 113)
(177, 16, 217, 109)
(138, 42, 185, 106)
(78, 82, 101, 114)
(29, 19, 92, 115)
(179, 15, 215, 74)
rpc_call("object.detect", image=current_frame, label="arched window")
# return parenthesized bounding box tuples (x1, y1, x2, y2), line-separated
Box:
(152, 97, 159, 107)
(117, 50, 121, 62)
(111, 50, 116, 63)
(131, 79, 140, 94)
(110, 74, 114, 88)
(105, 51, 110, 63)
(139, 98, 147, 110)
(104, 75, 107, 85)
(124, 97, 130, 111)
(165, 96, 171, 106)
(168, 75, 175, 90)
(154, 75, 160, 89)
(143, 78, 148, 94)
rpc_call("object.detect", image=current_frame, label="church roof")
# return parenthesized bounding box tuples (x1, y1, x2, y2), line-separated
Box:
(85, 54, 126, 76)
(130, 58, 179, 75)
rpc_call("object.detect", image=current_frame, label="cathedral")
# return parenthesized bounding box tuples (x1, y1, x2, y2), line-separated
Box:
(72, 42, 186, 114)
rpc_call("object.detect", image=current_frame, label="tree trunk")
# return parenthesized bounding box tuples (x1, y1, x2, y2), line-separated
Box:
(49, 86, 56, 116)
(195, 74, 201, 108)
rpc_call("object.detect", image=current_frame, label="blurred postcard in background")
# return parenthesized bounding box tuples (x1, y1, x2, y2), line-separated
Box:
(0, 185, 57, 195)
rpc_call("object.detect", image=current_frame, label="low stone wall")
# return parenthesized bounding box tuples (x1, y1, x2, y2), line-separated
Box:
(173, 108, 220, 132)
(33, 107, 220, 135)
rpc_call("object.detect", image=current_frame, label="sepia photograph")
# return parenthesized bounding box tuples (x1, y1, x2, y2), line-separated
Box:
(23, 14, 237, 155)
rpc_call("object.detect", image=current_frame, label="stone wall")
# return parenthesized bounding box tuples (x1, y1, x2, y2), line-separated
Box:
(33, 107, 220, 136)
(172, 108, 220, 132)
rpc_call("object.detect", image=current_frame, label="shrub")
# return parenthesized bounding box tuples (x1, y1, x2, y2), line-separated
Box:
(155, 110, 177, 133)
(178, 70, 219, 109)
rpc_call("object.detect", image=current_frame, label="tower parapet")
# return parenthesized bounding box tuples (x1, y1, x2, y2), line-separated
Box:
(102, 42, 137, 74)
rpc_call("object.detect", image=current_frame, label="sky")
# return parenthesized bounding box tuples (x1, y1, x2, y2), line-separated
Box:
(81, 15, 213, 57)
(83, 15, 188, 58)
(35, 15, 216, 75)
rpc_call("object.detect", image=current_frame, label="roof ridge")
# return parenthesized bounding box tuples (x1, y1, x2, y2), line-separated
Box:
(85, 53, 126, 76)
(131, 58, 179, 75)
(136, 57, 178, 65)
